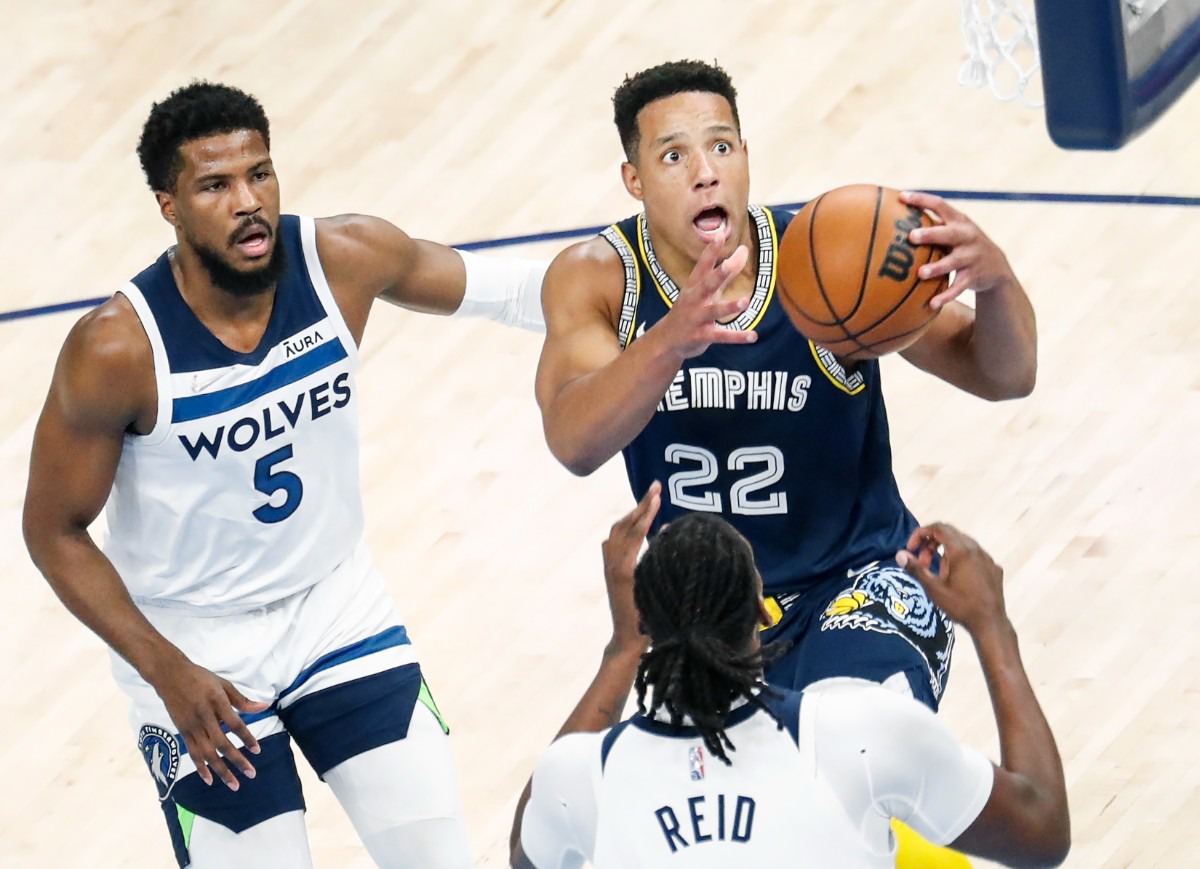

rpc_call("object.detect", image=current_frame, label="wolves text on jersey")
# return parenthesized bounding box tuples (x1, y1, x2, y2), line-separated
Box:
(178, 372, 352, 461)
(658, 367, 810, 413)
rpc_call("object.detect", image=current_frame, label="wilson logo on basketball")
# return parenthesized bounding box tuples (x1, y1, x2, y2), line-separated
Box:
(877, 207, 925, 282)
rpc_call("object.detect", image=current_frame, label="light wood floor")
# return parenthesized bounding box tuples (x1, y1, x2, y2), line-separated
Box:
(2, 2, 1199, 866)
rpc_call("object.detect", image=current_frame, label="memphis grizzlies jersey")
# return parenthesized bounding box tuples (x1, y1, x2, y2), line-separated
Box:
(104, 215, 363, 612)
(606, 206, 915, 594)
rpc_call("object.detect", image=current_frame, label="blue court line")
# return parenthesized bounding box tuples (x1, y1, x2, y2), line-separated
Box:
(5, 188, 1200, 325)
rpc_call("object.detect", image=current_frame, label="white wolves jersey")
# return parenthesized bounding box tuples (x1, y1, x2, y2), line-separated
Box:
(104, 215, 364, 612)
(521, 684, 994, 868)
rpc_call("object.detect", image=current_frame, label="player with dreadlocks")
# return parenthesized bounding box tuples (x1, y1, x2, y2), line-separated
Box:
(509, 482, 1069, 868)
(631, 508, 783, 765)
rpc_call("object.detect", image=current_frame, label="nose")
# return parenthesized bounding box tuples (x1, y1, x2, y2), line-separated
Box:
(232, 178, 262, 216)
(691, 152, 718, 190)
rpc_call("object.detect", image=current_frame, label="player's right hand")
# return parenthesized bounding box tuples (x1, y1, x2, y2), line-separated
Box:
(658, 231, 754, 358)
(896, 522, 1009, 636)
(152, 657, 270, 790)
(601, 481, 661, 649)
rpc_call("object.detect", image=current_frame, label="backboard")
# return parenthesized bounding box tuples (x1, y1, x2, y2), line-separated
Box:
(1035, 0, 1200, 148)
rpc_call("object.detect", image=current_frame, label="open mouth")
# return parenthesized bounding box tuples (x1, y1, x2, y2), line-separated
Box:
(693, 206, 728, 236)
(233, 222, 272, 258)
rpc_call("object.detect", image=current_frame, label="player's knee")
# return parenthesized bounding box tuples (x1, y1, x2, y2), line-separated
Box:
(356, 816, 472, 869)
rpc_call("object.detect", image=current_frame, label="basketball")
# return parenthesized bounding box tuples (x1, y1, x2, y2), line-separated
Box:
(776, 184, 948, 360)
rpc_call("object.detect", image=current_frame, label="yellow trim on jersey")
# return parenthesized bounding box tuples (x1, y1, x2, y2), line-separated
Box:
(809, 341, 867, 395)
(610, 223, 642, 347)
(636, 208, 777, 327)
(636, 213, 675, 309)
(744, 206, 779, 332)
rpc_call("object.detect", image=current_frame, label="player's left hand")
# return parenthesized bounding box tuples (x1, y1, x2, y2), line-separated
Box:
(896, 522, 1009, 637)
(600, 481, 660, 651)
(900, 190, 1017, 310)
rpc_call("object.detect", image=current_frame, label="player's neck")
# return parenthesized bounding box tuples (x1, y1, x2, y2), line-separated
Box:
(169, 246, 277, 351)
(650, 220, 759, 303)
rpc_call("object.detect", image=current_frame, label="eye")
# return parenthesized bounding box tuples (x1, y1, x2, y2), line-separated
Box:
(714, 141, 732, 155)
(253, 170, 271, 181)
(203, 180, 225, 192)
(662, 150, 682, 164)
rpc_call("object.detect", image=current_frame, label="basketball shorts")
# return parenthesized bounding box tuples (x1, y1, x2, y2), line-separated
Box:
(760, 557, 955, 710)
(110, 539, 449, 865)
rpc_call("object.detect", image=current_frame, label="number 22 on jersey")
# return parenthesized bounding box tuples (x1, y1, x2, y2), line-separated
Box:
(665, 443, 787, 516)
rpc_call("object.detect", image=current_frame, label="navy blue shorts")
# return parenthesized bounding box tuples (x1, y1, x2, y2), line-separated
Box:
(760, 558, 954, 710)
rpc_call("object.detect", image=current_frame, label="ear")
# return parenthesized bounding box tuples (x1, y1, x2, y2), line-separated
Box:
(156, 191, 180, 228)
(742, 138, 749, 159)
(621, 161, 643, 201)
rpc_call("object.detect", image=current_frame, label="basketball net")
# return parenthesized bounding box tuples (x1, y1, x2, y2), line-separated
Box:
(958, 0, 1044, 107)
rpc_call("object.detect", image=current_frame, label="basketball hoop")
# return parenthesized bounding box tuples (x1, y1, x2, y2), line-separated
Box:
(958, 0, 1044, 107)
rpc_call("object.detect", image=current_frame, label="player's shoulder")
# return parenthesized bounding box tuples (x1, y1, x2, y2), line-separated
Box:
(55, 293, 154, 426)
(543, 234, 625, 322)
(64, 293, 152, 374)
(315, 213, 411, 262)
(549, 234, 623, 282)
(806, 680, 939, 749)
(535, 731, 605, 786)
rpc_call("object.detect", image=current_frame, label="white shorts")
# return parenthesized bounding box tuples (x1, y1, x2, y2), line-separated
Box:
(112, 539, 447, 841)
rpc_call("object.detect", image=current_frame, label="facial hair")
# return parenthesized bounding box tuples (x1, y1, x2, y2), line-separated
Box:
(191, 222, 287, 297)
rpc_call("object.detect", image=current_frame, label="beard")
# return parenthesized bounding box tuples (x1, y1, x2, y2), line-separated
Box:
(190, 219, 287, 297)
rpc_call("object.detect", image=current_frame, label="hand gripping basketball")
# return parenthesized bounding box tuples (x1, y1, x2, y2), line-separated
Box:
(777, 184, 948, 360)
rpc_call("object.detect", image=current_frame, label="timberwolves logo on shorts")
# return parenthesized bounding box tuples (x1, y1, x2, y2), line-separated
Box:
(138, 723, 181, 800)
(820, 562, 954, 700)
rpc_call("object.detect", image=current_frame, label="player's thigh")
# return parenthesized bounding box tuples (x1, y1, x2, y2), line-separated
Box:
(141, 730, 309, 868)
(188, 810, 312, 869)
(766, 561, 955, 710)
(324, 702, 471, 868)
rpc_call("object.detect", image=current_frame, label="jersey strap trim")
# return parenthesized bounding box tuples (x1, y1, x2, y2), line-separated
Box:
(600, 224, 642, 350)
(635, 205, 777, 332)
(117, 283, 175, 446)
(809, 340, 867, 395)
(628, 699, 760, 740)
(600, 718, 636, 772)
(171, 337, 349, 423)
(299, 215, 361, 368)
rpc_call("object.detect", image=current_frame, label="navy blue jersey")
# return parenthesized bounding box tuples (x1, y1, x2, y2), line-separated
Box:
(608, 206, 917, 594)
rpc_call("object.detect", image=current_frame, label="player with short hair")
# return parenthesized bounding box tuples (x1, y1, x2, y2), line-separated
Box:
(510, 484, 1070, 868)
(535, 57, 1036, 712)
(23, 80, 545, 868)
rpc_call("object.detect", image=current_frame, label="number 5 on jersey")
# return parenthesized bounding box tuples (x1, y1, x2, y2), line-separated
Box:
(665, 443, 787, 516)
(253, 444, 304, 523)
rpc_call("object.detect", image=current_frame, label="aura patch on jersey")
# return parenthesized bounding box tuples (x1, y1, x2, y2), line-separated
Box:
(139, 723, 182, 800)
(819, 562, 954, 700)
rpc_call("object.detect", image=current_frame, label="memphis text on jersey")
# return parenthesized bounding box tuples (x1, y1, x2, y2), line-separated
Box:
(657, 367, 810, 414)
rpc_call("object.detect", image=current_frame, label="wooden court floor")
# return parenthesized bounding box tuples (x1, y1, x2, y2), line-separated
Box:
(1, 2, 1199, 866)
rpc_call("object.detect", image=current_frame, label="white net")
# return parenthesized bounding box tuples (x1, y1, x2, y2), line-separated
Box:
(958, 0, 1044, 107)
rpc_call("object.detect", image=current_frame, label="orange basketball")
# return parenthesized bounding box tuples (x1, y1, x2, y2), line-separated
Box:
(776, 184, 948, 360)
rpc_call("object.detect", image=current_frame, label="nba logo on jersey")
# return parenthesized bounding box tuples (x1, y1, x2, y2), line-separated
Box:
(688, 746, 705, 781)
